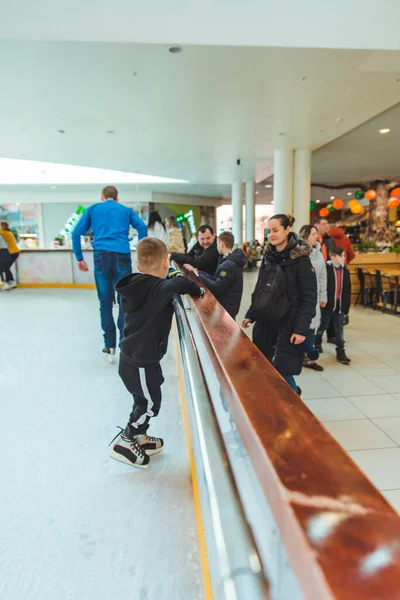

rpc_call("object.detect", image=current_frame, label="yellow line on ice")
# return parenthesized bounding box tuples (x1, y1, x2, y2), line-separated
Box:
(173, 323, 213, 600)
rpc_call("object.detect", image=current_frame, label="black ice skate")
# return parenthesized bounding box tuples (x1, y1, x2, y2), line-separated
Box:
(109, 428, 150, 468)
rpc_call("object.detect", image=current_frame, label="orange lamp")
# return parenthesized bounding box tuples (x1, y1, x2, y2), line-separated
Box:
(365, 189, 376, 200)
(333, 199, 344, 209)
(388, 197, 400, 208)
(350, 204, 362, 214)
(390, 187, 400, 198)
(319, 207, 329, 217)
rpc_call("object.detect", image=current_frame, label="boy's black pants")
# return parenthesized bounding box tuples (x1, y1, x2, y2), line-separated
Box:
(119, 358, 164, 434)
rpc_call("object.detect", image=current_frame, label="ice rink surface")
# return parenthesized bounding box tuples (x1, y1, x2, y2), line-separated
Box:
(0, 289, 202, 600)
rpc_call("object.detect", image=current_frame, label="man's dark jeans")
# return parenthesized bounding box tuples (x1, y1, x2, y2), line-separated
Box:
(316, 307, 345, 350)
(94, 251, 132, 349)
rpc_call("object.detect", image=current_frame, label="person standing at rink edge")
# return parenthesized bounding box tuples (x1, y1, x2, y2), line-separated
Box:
(242, 214, 317, 395)
(110, 238, 203, 469)
(72, 185, 147, 361)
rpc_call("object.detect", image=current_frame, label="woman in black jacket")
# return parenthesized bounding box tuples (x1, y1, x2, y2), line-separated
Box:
(242, 214, 317, 394)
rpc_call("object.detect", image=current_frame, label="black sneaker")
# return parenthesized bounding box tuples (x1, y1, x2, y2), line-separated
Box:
(135, 433, 164, 456)
(103, 348, 116, 364)
(109, 428, 150, 468)
(336, 349, 351, 365)
(303, 358, 324, 372)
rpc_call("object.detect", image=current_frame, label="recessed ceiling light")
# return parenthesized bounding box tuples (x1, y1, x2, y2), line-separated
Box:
(255, 191, 259, 195)
(51, 185, 56, 189)
(379, 128, 390, 134)
(265, 184, 272, 188)
(316, 199, 321, 204)
(347, 192, 352, 196)
(336, 116, 343, 123)
(169, 46, 182, 54)
(57, 129, 65, 134)
(107, 130, 114, 134)
(278, 132, 286, 136)
(330, 196, 335, 200)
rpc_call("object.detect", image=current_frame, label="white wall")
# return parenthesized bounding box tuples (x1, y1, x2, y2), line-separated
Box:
(42, 203, 93, 247)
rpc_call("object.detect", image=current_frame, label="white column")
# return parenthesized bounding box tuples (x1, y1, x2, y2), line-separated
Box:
(273, 149, 294, 216)
(231, 182, 243, 247)
(245, 181, 255, 242)
(293, 148, 312, 231)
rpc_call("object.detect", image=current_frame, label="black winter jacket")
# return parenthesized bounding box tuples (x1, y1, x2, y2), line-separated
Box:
(246, 234, 317, 336)
(170, 241, 219, 275)
(198, 249, 246, 319)
(325, 262, 351, 314)
(246, 234, 317, 377)
(116, 273, 202, 365)
(321, 233, 335, 262)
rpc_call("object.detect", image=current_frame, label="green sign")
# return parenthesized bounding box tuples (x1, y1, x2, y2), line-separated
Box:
(59, 205, 86, 238)
(176, 209, 196, 235)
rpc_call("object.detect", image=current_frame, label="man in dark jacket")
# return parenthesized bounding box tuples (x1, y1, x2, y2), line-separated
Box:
(185, 231, 246, 320)
(313, 217, 335, 262)
(170, 224, 219, 275)
(315, 247, 351, 364)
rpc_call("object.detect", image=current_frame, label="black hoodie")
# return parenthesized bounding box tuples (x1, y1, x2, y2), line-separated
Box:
(116, 273, 202, 365)
(198, 249, 246, 319)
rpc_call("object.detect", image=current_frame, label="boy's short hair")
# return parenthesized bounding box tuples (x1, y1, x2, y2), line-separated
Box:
(102, 185, 118, 200)
(218, 231, 234, 249)
(137, 238, 168, 271)
(330, 246, 345, 257)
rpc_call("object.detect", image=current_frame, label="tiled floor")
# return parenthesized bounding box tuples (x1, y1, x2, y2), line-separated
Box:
(296, 306, 400, 513)
(239, 272, 400, 514)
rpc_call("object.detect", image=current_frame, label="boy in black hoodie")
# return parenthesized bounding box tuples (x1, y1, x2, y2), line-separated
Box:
(184, 231, 246, 320)
(110, 238, 203, 468)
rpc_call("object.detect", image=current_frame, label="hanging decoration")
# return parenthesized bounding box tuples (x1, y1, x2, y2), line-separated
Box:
(319, 207, 329, 217)
(333, 198, 344, 210)
(350, 203, 362, 214)
(354, 190, 365, 200)
(390, 187, 400, 198)
(327, 204, 335, 213)
(348, 200, 357, 208)
(365, 189, 376, 200)
(388, 197, 400, 209)
(310, 201, 316, 211)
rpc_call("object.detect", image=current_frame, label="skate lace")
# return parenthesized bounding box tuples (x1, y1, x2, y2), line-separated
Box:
(142, 433, 160, 443)
(108, 427, 147, 458)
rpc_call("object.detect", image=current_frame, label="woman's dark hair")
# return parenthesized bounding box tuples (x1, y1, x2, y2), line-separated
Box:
(148, 211, 166, 232)
(269, 214, 295, 229)
(298, 224, 317, 240)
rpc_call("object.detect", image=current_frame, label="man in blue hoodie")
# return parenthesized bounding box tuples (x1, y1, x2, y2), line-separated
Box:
(72, 185, 147, 360)
(184, 231, 246, 320)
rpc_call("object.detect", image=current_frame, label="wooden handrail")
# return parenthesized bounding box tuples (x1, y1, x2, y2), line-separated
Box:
(183, 269, 400, 600)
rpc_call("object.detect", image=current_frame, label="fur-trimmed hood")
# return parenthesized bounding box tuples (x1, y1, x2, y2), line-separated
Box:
(266, 233, 312, 264)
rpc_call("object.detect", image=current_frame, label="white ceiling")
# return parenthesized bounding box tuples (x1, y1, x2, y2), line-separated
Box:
(312, 102, 400, 184)
(1, 0, 400, 52)
(1, 41, 400, 196)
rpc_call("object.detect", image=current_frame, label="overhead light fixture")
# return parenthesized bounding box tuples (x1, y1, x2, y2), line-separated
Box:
(316, 199, 321, 204)
(255, 191, 259, 195)
(330, 196, 335, 200)
(347, 192, 352, 196)
(379, 128, 390, 134)
(265, 184, 272, 188)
